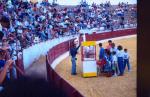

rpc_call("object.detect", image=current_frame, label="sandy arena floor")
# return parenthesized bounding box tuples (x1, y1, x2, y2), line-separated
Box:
(26, 36, 136, 97)
(55, 36, 137, 97)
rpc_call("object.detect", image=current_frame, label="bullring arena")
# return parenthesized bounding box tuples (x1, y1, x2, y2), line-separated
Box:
(0, 0, 137, 97)
(26, 29, 136, 97)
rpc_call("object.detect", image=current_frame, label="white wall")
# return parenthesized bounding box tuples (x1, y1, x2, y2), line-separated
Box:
(23, 35, 78, 69)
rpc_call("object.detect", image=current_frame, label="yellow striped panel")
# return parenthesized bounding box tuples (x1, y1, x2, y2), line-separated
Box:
(82, 41, 96, 46)
(83, 72, 97, 77)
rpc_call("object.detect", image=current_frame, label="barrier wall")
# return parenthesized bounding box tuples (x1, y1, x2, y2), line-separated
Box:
(85, 28, 136, 41)
(46, 39, 84, 97)
(23, 35, 78, 69)
(46, 28, 136, 97)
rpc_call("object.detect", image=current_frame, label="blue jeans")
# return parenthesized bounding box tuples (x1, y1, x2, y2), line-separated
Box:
(118, 57, 124, 75)
(71, 57, 76, 75)
(124, 59, 131, 71)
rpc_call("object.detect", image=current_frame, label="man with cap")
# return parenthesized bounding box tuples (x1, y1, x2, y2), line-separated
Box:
(70, 38, 81, 75)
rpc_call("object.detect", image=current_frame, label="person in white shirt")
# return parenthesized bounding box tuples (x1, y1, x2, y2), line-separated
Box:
(123, 48, 131, 72)
(110, 43, 117, 53)
(112, 51, 119, 76)
(116, 45, 125, 76)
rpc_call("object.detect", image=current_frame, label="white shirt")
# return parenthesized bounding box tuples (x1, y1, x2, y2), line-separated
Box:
(124, 52, 129, 59)
(34, 37, 40, 43)
(24, 21, 29, 27)
(22, 0, 28, 2)
(117, 50, 124, 57)
(112, 55, 117, 63)
(17, 29, 23, 34)
(48, 13, 52, 18)
(110, 47, 117, 53)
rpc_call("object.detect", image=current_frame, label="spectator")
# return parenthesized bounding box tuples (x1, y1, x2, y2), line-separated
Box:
(116, 45, 124, 76)
(123, 48, 131, 72)
(110, 43, 117, 53)
(103, 49, 112, 76)
(99, 43, 105, 60)
(0, 49, 14, 85)
(70, 42, 80, 75)
(111, 51, 119, 77)
(106, 40, 112, 50)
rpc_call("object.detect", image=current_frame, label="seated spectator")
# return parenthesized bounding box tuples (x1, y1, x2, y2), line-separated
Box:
(0, 49, 14, 85)
(0, 0, 137, 49)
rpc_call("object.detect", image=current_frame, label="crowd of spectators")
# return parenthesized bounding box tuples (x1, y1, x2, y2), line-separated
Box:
(0, 0, 136, 49)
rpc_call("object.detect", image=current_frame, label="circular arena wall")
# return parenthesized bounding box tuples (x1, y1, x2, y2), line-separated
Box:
(45, 28, 136, 97)
(15, 28, 136, 97)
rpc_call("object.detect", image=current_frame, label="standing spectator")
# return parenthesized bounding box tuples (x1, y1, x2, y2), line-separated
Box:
(111, 51, 119, 77)
(99, 43, 105, 60)
(123, 48, 131, 72)
(70, 42, 80, 75)
(116, 45, 124, 76)
(103, 49, 112, 76)
(106, 40, 112, 50)
(110, 43, 117, 53)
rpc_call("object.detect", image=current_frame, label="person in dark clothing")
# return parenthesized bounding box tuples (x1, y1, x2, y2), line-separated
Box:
(0, 31, 4, 41)
(0, 48, 13, 85)
(70, 43, 80, 75)
(99, 43, 105, 60)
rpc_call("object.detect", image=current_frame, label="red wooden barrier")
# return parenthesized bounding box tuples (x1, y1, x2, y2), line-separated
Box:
(86, 28, 136, 41)
(46, 38, 84, 97)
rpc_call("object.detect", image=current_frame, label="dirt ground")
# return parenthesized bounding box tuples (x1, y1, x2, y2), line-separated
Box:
(55, 36, 137, 97)
(25, 36, 136, 97)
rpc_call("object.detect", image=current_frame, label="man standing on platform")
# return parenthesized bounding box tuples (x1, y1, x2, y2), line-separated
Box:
(70, 40, 81, 75)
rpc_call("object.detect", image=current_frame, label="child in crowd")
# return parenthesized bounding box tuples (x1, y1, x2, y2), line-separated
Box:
(123, 48, 131, 72)
(103, 49, 112, 76)
(111, 51, 119, 77)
